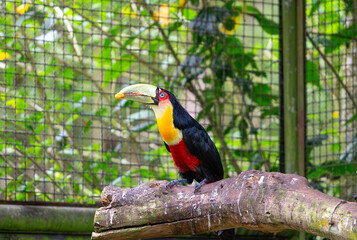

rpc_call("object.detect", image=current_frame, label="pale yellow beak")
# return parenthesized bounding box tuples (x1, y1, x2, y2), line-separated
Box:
(115, 84, 158, 104)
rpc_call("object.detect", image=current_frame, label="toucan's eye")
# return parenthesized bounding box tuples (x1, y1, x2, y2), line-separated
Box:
(159, 92, 166, 98)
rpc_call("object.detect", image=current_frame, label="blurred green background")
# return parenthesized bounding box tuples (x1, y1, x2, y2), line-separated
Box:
(0, 0, 356, 213)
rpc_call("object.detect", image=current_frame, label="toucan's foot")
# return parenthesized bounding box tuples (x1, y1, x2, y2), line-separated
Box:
(166, 179, 188, 190)
(194, 179, 208, 193)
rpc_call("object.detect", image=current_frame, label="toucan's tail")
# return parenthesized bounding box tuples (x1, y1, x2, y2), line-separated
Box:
(216, 228, 235, 240)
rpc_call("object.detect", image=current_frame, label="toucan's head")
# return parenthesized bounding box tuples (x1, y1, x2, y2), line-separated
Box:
(116, 84, 194, 143)
(116, 84, 182, 143)
(115, 84, 173, 106)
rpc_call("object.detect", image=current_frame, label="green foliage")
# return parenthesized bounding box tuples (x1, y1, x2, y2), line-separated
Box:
(305, 0, 357, 202)
(239, 5, 279, 35)
(2, 0, 354, 207)
(0, 0, 281, 204)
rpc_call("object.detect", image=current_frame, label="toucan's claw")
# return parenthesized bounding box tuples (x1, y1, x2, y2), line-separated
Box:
(166, 179, 188, 190)
(194, 179, 208, 193)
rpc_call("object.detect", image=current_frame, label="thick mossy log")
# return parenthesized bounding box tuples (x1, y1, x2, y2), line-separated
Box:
(92, 170, 357, 240)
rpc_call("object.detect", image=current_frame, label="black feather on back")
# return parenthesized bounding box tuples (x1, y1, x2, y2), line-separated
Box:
(162, 89, 224, 181)
(182, 127, 224, 181)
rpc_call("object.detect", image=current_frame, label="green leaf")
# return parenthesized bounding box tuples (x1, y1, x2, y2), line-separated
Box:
(306, 60, 320, 88)
(249, 152, 261, 169)
(6, 1, 13, 13)
(181, 8, 197, 21)
(140, 168, 150, 178)
(233, 149, 253, 159)
(65, 114, 79, 126)
(168, 22, 182, 34)
(309, 0, 323, 16)
(330, 143, 340, 152)
(240, 6, 279, 35)
(224, 0, 234, 9)
(140, 9, 148, 17)
(233, 78, 252, 93)
(149, 40, 159, 56)
(189, 0, 200, 7)
(261, 107, 279, 119)
(238, 118, 249, 145)
(308, 162, 357, 179)
(34, 124, 44, 134)
(325, 24, 357, 53)
(102, 38, 112, 64)
(224, 114, 239, 135)
(345, 113, 357, 125)
(122, 27, 149, 50)
(5, 67, 15, 85)
(345, 0, 355, 14)
(249, 83, 278, 106)
(103, 54, 134, 88)
(16, 193, 26, 201)
(73, 92, 83, 102)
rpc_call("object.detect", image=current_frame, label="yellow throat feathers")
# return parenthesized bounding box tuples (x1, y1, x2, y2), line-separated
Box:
(152, 103, 182, 145)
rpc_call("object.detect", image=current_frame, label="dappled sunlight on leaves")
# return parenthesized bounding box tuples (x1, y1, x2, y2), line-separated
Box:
(154, 4, 170, 26)
(0, 51, 10, 61)
(16, 3, 30, 15)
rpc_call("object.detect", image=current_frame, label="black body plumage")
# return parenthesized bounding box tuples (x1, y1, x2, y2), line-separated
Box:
(161, 89, 224, 183)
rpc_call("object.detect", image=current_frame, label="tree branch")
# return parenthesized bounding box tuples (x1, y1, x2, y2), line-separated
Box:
(52, 4, 84, 65)
(92, 170, 357, 240)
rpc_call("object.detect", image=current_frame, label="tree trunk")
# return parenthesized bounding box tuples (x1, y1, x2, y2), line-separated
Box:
(92, 170, 357, 240)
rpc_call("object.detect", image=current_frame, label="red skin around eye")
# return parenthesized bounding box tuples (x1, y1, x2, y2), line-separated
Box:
(159, 90, 169, 101)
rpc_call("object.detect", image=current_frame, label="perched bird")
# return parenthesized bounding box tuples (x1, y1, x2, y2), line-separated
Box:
(115, 84, 235, 239)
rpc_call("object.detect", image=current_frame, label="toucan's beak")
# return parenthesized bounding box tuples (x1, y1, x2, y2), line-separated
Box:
(115, 84, 158, 105)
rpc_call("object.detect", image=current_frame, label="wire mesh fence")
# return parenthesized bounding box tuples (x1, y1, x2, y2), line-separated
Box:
(0, 0, 281, 205)
(305, 0, 357, 199)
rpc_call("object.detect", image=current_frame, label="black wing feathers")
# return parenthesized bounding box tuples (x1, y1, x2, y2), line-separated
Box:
(183, 126, 224, 181)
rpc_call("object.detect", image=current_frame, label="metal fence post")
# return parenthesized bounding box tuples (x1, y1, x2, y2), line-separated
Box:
(281, 0, 306, 177)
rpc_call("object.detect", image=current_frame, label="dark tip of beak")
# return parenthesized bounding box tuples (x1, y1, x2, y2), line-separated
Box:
(151, 97, 159, 105)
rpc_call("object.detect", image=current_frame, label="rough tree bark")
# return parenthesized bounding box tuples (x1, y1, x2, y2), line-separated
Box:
(91, 170, 357, 240)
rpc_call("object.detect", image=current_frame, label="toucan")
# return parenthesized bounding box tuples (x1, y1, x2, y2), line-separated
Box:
(115, 84, 235, 239)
